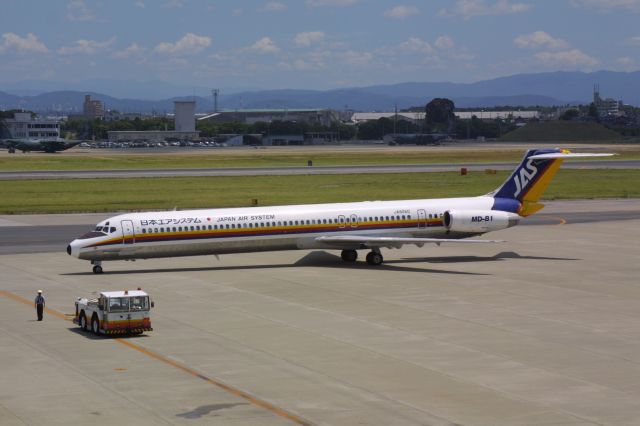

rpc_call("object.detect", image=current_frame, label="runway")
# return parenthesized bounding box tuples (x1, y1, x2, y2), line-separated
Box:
(1, 200, 640, 425)
(1, 159, 637, 180)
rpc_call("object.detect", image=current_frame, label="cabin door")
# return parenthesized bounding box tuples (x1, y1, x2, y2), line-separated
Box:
(121, 220, 135, 244)
(338, 215, 346, 229)
(417, 209, 427, 228)
(350, 214, 358, 228)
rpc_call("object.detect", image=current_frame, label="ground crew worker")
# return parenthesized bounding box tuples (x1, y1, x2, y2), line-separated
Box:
(34, 290, 45, 321)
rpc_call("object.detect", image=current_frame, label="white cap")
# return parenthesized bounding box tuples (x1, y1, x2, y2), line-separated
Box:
(37, 290, 42, 293)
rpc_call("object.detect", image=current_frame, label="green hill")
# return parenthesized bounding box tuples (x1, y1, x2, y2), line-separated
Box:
(500, 121, 621, 142)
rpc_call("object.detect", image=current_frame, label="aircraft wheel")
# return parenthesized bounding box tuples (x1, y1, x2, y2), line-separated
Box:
(91, 316, 100, 335)
(79, 313, 87, 330)
(366, 251, 384, 266)
(341, 250, 357, 262)
(92, 265, 103, 274)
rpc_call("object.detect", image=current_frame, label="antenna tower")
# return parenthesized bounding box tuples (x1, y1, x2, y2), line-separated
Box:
(212, 89, 220, 112)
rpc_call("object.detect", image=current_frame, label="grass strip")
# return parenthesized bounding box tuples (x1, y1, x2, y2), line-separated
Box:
(1, 169, 638, 214)
(2, 148, 638, 171)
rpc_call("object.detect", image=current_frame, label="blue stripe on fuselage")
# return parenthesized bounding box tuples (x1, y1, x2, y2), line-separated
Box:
(492, 197, 521, 213)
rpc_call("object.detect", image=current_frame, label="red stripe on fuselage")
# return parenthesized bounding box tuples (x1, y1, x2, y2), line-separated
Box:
(85, 220, 443, 248)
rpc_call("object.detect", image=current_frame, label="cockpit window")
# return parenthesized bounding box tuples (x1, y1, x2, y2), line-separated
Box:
(78, 231, 107, 239)
(110, 227, 116, 233)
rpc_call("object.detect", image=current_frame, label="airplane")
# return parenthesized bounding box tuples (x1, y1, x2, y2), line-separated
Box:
(1, 138, 83, 153)
(67, 148, 613, 274)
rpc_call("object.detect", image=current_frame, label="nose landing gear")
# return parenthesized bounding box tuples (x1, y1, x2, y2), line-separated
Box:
(91, 261, 103, 274)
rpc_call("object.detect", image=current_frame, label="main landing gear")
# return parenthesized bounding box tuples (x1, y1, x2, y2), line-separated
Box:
(365, 250, 384, 266)
(91, 261, 103, 274)
(340, 249, 384, 266)
(341, 249, 358, 262)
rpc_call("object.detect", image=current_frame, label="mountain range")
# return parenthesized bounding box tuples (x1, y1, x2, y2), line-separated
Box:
(1, 71, 638, 114)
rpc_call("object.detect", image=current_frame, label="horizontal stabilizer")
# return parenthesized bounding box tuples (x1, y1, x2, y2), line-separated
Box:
(529, 152, 615, 160)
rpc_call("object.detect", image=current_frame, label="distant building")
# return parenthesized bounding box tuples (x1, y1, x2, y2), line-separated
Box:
(198, 109, 340, 127)
(1, 112, 60, 139)
(593, 85, 621, 117)
(107, 130, 199, 142)
(107, 100, 199, 142)
(454, 111, 539, 120)
(263, 134, 305, 146)
(350, 112, 424, 125)
(351, 110, 538, 123)
(174, 101, 196, 132)
(83, 95, 104, 119)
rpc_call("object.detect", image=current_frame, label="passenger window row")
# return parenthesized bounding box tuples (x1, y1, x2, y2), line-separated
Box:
(138, 214, 415, 234)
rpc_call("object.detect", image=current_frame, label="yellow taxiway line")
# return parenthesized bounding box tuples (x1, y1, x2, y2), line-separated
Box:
(0, 289, 314, 426)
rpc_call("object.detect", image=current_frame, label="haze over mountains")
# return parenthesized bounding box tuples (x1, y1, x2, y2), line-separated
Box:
(1, 71, 639, 114)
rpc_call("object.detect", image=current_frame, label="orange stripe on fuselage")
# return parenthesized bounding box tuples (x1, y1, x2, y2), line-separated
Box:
(86, 218, 440, 248)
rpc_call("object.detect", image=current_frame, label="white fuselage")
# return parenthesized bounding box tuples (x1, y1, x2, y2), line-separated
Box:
(68, 196, 496, 261)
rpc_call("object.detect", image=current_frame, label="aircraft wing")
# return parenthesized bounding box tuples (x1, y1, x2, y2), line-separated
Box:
(315, 235, 502, 249)
(529, 152, 615, 160)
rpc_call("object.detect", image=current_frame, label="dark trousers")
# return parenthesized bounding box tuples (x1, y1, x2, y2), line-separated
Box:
(36, 304, 43, 321)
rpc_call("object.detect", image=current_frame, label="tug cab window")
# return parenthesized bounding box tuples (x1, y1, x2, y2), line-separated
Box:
(108, 297, 129, 313)
(130, 296, 148, 311)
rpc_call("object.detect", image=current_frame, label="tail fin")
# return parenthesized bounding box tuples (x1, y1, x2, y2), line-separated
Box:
(490, 148, 614, 217)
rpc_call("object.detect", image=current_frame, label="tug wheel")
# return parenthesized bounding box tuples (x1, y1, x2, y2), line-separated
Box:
(91, 316, 100, 335)
(79, 313, 87, 330)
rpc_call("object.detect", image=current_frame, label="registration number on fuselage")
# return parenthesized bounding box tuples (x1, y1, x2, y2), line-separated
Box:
(471, 215, 493, 222)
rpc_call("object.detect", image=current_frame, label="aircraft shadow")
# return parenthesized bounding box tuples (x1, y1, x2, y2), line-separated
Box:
(61, 251, 495, 276)
(399, 251, 580, 264)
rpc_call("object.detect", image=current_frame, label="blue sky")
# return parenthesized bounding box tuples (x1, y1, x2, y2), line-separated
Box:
(1, 0, 639, 96)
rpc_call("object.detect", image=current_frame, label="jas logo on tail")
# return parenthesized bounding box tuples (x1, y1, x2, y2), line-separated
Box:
(513, 159, 538, 197)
